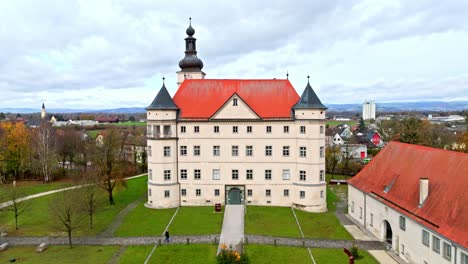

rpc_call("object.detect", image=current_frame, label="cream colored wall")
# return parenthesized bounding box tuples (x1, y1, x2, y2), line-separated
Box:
(294, 109, 326, 119)
(176, 71, 206, 86)
(211, 95, 259, 120)
(147, 110, 177, 121)
(349, 185, 466, 264)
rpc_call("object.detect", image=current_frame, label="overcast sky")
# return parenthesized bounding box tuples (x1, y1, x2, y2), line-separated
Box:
(1, 0, 468, 110)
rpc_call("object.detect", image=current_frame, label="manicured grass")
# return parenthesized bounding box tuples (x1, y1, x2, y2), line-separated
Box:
(311, 248, 379, 264)
(245, 206, 301, 237)
(111, 121, 147, 127)
(118, 245, 154, 264)
(0, 176, 147, 237)
(86, 130, 101, 139)
(169, 206, 223, 235)
(0, 181, 73, 203)
(294, 209, 353, 240)
(115, 205, 176, 236)
(245, 245, 310, 264)
(0, 246, 118, 264)
(326, 120, 358, 127)
(148, 244, 217, 264)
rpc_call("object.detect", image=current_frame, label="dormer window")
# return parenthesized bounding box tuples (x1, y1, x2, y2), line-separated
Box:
(233, 98, 238, 106)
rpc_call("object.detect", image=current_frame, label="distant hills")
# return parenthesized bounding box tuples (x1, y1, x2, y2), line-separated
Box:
(1, 101, 466, 114)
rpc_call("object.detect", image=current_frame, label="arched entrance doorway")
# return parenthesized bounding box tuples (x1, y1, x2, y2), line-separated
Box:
(383, 220, 393, 245)
(228, 188, 242, 204)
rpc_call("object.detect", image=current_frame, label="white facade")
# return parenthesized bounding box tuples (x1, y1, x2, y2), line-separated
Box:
(349, 185, 468, 264)
(362, 101, 376, 120)
(146, 106, 328, 212)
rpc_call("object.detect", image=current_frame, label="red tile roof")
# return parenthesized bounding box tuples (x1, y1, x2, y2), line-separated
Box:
(348, 142, 468, 248)
(172, 79, 300, 119)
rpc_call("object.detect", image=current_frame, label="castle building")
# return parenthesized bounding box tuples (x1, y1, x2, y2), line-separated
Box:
(362, 101, 376, 120)
(146, 22, 328, 212)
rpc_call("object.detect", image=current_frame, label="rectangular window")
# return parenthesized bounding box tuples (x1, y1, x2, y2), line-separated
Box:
(320, 170, 325, 181)
(181, 189, 186, 196)
(163, 146, 171, 157)
(401, 244, 405, 255)
(232, 145, 239, 156)
(180, 126, 186, 133)
(320, 190, 324, 198)
(300, 170, 306, 181)
(180, 169, 187, 180)
(212, 169, 220, 180)
(247, 189, 252, 197)
(283, 126, 289, 133)
(153, 125, 160, 138)
(282, 169, 290, 180)
(265, 146, 272, 156)
(194, 169, 201, 180)
(246, 169, 253, 180)
(320, 125, 324, 134)
(359, 207, 363, 219)
(265, 170, 272, 180)
(399, 216, 406, 231)
(265, 189, 271, 197)
(163, 125, 171, 136)
(282, 146, 290, 156)
(300, 191, 305, 199)
(164, 170, 171, 180)
(148, 169, 152, 180)
(147, 125, 152, 137)
(232, 126, 238, 133)
(232, 169, 239, 180)
(422, 230, 430, 247)
(194, 126, 199, 133)
(300, 126, 306, 134)
(213, 145, 220, 156)
(164, 190, 170, 198)
(147, 146, 152, 157)
(351, 201, 354, 212)
(214, 189, 220, 196)
(246, 146, 253, 156)
(247, 126, 252, 133)
(233, 98, 238, 106)
(443, 242, 452, 261)
(196, 189, 201, 196)
(284, 189, 289, 197)
(194, 146, 200, 156)
(214, 126, 219, 133)
(370, 213, 374, 227)
(148, 188, 151, 196)
(266, 126, 272, 133)
(432, 236, 440, 253)
(461, 253, 468, 264)
(300, 146, 307, 157)
(180, 145, 187, 156)
(320, 146, 325, 158)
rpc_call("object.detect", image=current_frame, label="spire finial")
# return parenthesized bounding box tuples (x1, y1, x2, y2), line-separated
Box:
(286, 71, 289, 80)
(189, 17, 191, 26)
(162, 75, 165, 84)
(307, 75, 310, 82)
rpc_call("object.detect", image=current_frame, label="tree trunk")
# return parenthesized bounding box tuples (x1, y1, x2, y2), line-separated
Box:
(15, 214, 18, 230)
(108, 190, 115, 205)
(68, 230, 73, 248)
(89, 212, 93, 229)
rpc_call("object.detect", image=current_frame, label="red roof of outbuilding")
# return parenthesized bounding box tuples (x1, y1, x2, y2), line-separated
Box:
(172, 79, 300, 119)
(348, 142, 468, 248)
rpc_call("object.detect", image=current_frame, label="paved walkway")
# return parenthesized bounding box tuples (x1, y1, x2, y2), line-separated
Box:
(218, 205, 244, 253)
(0, 173, 147, 210)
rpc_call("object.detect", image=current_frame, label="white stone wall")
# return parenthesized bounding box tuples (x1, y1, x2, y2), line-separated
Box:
(348, 185, 467, 264)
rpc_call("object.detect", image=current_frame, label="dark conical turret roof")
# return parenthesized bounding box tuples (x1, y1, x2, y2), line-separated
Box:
(293, 80, 327, 110)
(146, 82, 178, 110)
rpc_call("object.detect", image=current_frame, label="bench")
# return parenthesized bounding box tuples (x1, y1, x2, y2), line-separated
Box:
(0, 242, 8, 252)
(329, 179, 348, 185)
(36, 243, 48, 253)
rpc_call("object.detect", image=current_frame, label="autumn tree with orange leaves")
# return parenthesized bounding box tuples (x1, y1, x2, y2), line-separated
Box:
(0, 122, 30, 183)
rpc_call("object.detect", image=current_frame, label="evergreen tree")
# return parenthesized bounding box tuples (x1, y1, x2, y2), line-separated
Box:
(358, 117, 366, 132)
(0, 112, 5, 120)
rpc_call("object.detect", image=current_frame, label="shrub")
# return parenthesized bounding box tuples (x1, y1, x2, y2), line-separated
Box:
(217, 244, 250, 264)
(350, 245, 360, 258)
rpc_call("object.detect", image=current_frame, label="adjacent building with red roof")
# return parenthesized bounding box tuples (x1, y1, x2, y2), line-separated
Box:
(348, 142, 468, 264)
(145, 21, 329, 212)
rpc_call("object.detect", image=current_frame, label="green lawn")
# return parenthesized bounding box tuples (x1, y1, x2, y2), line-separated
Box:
(0, 180, 73, 203)
(0, 246, 118, 264)
(118, 245, 154, 264)
(245, 245, 311, 264)
(294, 209, 353, 240)
(111, 121, 147, 127)
(169, 206, 223, 235)
(115, 205, 176, 236)
(148, 244, 217, 264)
(245, 206, 301, 237)
(0, 176, 148, 237)
(311, 248, 379, 264)
(326, 120, 358, 127)
(86, 130, 102, 139)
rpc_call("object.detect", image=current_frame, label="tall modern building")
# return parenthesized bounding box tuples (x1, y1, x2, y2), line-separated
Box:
(362, 101, 376, 120)
(146, 22, 328, 212)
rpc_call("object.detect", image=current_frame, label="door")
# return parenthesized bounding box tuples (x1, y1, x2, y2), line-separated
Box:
(360, 151, 365, 159)
(228, 188, 242, 205)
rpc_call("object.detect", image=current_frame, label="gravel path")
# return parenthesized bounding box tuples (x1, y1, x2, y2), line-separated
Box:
(99, 196, 146, 237)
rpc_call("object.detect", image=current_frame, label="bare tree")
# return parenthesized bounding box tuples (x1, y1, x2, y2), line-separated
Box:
(49, 189, 84, 248)
(32, 123, 57, 183)
(80, 173, 100, 229)
(0, 188, 31, 230)
(325, 145, 341, 179)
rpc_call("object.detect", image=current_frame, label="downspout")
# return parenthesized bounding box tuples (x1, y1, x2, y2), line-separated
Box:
(454, 244, 457, 264)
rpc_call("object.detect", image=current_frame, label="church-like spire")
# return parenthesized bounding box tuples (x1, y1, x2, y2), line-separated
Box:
(147, 78, 178, 110)
(178, 18, 204, 71)
(293, 77, 327, 109)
